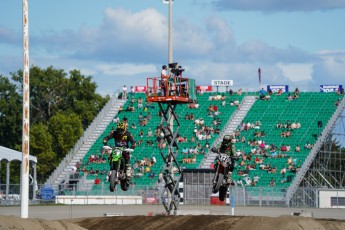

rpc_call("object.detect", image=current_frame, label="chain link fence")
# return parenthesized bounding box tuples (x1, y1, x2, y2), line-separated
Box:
(1, 181, 344, 209)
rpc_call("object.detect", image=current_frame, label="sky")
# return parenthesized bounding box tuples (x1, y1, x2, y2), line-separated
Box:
(1, 0, 345, 96)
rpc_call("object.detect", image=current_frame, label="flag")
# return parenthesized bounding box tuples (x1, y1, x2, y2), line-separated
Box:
(258, 68, 261, 85)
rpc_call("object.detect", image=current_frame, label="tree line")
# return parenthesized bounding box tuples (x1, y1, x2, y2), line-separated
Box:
(0, 66, 109, 184)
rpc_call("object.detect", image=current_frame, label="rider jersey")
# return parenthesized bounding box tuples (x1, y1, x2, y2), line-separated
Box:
(215, 141, 236, 157)
(104, 130, 136, 149)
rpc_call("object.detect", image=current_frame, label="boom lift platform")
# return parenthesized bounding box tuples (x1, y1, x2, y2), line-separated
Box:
(146, 74, 196, 214)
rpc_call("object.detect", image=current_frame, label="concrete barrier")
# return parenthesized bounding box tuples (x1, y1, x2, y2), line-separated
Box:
(55, 195, 142, 205)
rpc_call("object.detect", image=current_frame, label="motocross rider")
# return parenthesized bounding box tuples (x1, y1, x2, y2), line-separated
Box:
(211, 133, 236, 184)
(103, 121, 136, 177)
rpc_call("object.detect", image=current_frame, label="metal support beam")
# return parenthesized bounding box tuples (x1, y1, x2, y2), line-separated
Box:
(6, 161, 10, 200)
(157, 102, 182, 214)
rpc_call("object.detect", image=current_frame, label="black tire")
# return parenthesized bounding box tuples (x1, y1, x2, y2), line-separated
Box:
(120, 179, 130, 191)
(109, 170, 117, 192)
(212, 173, 224, 194)
(219, 186, 227, 201)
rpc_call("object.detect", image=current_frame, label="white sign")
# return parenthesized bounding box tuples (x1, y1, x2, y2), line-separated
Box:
(211, 80, 233, 86)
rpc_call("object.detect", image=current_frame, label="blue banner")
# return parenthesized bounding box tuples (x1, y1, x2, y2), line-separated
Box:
(267, 85, 289, 93)
(320, 85, 343, 93)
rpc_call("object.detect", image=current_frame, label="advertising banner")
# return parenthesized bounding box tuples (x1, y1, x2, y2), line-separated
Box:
(267, 85, 289, 93)
(196, 85, 213, 92)
(320, 85, 343, 93)
(135, 86, 147, 92)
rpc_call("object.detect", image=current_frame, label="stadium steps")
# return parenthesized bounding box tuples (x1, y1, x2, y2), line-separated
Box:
(199, 96, 256, 169)
(286, 96, 345, 205)
(45, 96, 126, 191)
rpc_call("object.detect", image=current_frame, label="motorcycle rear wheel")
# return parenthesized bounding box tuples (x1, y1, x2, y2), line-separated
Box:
(219, 186, 227, 201)
(212, 173, 224, 194)
(120, 179, 130, 191)
(109, 170, 117, 192)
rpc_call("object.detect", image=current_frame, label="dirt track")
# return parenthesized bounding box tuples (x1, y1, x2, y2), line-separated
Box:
(1, 215, 345, 230)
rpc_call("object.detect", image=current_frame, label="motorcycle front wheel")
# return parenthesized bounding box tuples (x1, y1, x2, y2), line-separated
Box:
(212, 173, 224, 194)
(109, 170, 117, 192)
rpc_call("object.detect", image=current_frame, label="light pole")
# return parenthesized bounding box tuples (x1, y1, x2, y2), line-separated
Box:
(162, 0, 173, 66)
(162, 0, 175, 214)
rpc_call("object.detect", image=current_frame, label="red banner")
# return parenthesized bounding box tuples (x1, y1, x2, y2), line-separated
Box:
(196, 85, 212, 92)
(135, 86, 147, 92)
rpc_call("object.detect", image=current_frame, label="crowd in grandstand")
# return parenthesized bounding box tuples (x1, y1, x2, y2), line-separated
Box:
(65, 83, 344, 193)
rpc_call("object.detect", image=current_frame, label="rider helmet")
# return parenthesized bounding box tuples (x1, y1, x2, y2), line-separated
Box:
(223, 134, 232, 141)
(116, 121, 127, 135)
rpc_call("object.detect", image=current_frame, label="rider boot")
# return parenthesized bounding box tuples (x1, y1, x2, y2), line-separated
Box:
(125, 164, 132, 178)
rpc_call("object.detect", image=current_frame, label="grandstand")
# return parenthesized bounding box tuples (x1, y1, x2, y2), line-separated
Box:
(47, 89, 345, 207)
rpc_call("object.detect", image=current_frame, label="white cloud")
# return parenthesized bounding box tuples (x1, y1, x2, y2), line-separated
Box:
(311, 50, 345, 85)
(277, 63, 313, 82)
(94, 63, 157, 76)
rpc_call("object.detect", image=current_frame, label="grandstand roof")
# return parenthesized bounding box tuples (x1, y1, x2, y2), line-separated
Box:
(0, 146, 37, 163)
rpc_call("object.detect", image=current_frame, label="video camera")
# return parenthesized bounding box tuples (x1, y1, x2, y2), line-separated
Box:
(169, 62, 185, 76)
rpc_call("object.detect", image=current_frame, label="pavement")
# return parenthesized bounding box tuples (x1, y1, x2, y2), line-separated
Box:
(0, 205, 344, 220)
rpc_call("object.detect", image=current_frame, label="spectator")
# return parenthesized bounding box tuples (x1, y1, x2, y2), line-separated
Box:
(295, 145, 301, 152)
(286, 93, 292, 101)
(147, 128, 153, 137)
(148, 171, 155, 179)
(304, 142, 312, 149)
(161, 65, 169, 96)
(335, 98, 341, 106)
(269, 178, 276, 187)
(122, 85, 127, 99)
(94, 177, 100, 185)
(113, 116, 120, 124)
(130, 86, 135, 95)
(277, 88, 283, 95)
(294, 88, 300, 95)
(237, 88, 242, 95)
(286, 144, 291, 152)
(276, 121, 283, 129)
(137, 97, 143, 109)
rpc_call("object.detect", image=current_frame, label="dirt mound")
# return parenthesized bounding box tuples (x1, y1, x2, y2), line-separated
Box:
(0, 215, 85, 230)
(73, 215, 345, 230)
(1, 215, 345, 230)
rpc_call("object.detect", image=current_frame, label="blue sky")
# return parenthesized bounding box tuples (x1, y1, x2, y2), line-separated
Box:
(1, 0, 345, 95)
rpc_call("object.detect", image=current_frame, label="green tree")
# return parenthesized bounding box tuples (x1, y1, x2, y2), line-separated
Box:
(11, 66, 109, 128)
(63, 69, 109, 128)
(2, 66, 109, 182)
(48, 113, 83, 161)
(0, 75, 22, 149)
(30, 123, 57, 183)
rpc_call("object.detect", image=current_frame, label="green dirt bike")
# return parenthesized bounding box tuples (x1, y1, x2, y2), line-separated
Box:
(105, 146, 134, 192)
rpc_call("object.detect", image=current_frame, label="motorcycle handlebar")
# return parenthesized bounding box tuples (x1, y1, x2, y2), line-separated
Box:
(101, 146, 134, 153)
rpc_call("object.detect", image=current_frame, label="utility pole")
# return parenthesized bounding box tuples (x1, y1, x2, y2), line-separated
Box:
(21, 0, 30, 218)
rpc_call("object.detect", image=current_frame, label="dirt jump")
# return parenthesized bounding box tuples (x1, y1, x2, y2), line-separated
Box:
(1, 215, 345, 230)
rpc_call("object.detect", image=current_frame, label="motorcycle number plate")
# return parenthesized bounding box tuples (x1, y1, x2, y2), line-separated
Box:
(220, 155, 228, 162)
(112, 149, 122, 161)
